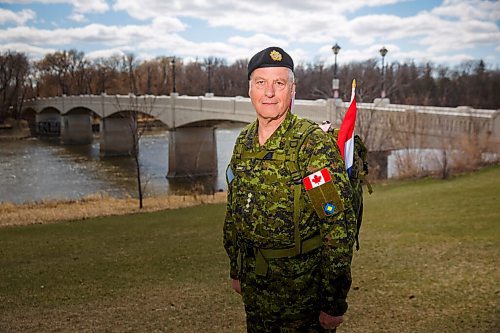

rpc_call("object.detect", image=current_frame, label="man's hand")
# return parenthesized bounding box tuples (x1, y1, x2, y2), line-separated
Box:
(231, 279, 241, 294)
(319, 311, 344, 330)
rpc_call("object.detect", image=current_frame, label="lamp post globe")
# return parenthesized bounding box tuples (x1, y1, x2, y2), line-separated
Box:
(379, 46, 388, 98)
(379, 46, 388, 58)
(331, 43, 341, 99)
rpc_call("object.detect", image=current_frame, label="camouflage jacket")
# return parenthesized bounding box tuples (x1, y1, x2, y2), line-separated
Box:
(223, 112, 357, 316)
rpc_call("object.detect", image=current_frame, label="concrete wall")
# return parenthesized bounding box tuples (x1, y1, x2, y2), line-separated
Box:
(167, 127, 217, 177)
(60, 111, 93, 144)
(99, 116, 135, 156)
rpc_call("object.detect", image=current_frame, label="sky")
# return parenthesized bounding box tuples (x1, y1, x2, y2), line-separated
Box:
(0, 0, 499, 68)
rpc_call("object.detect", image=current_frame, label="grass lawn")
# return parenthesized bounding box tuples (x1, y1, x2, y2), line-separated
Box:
(1, 166, 499, 332)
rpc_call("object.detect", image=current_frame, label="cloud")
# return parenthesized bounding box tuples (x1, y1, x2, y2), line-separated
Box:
(151, 16, 186, 33)
(71, 0, 109, 14)
(0, 23, 183, 46)
(228, 34, 289, 49)
(1, 0, 107, 29)
(0, 8, 36, 26)
(69, 13, 87, 23)
(135, 34, 250, 62)
(0, 0, 498, 66)
(85, 47, 128, 60)
(0, 42, 55, 58)
(431, 0, 500, 21)
(0, 0, 109, 14)
(109, 0, 499, 63)
(112, 0, 351, 44)
(112, 0, 404, 20)
(345, 7, 499, 54)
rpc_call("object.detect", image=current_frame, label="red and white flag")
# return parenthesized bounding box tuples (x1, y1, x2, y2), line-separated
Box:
(303, 168, 332, 190)
(337, 79, 357, 177)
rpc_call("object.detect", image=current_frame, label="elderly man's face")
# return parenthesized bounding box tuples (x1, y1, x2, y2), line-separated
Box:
(249, 67, 295, 122)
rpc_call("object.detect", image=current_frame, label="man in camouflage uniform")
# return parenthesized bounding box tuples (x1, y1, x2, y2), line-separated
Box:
(223, 46, 357, 332)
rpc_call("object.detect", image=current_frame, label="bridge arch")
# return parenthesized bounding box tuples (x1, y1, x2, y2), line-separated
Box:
(102, 109, 169, 129)
(20, 107, 37, 135)
(39, 106, 62, 115)
(37, 107, 61, 136)
(66, 106, 97, 116)
(176, 119, 251, 128)
(173, 113, 254, 128)
(60, 106, 97, 144)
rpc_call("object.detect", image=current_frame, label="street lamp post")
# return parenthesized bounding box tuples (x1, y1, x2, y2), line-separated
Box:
(379, 46, 388, 98)
(171, 57, 177, 94)
(331, 43, 341, 99)
(207, 59, 212, 94)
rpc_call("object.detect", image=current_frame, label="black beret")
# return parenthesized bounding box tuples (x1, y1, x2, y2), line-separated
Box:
(247, 46, 294, 80)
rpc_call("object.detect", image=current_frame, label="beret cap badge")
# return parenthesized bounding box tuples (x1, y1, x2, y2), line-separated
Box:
(269, 50, 282, 61)
(247, 46, 293, 79)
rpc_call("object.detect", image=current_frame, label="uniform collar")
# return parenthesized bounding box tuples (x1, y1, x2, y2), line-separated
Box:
(251, 111, 297, 150)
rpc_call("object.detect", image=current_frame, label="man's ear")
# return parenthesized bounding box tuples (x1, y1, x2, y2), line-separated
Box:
(289, 90, 296, 112)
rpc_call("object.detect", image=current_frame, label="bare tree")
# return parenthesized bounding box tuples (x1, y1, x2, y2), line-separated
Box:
(36, 50, 73, 95)
(123, 53, 138, 95)
(0, 51, 29, 122)
(65, 49, 91, 95)
(113, 95, 158, 209)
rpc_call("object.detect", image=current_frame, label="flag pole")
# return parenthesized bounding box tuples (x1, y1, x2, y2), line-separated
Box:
(350, 79, 356, 103)
(337, 78, 357, 175)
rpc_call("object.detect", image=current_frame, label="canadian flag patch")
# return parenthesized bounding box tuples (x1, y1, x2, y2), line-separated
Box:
(303, 168, 332, 190)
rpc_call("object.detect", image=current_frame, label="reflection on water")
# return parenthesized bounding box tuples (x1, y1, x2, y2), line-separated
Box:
(0, 126, 243, 204)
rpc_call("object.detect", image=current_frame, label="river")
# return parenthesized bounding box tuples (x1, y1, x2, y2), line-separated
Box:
(0, 126, 244, 204)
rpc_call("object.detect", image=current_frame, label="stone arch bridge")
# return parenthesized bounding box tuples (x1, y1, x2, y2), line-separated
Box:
(21, 94, 500, 177)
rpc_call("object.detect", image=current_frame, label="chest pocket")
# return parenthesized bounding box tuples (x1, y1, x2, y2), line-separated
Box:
(232, 154, 295, 248)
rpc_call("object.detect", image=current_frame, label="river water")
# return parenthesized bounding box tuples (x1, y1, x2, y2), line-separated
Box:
(0, 126, 243, 204)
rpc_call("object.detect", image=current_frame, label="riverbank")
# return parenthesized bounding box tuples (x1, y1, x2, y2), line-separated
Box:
(0, 119, 31, 140)
(0, 192, 226, 227)
(2, 164, 498, 227)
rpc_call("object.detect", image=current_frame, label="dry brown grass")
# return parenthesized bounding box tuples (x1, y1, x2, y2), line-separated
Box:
(0, 191, 227, 227)
(1, 282, 246, 333)
(0, 119, 31, 140)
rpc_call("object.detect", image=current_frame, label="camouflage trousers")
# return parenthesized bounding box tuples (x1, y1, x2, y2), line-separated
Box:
(240, 248, 336, 333)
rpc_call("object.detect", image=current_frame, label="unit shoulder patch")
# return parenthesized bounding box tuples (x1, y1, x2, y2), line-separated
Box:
(303, 168, 344, 218)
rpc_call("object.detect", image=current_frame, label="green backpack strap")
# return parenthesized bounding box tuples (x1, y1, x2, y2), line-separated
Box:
(353, 134, 373, 250)
(285, 120, 321, 256)
(354, 134, 373, 194)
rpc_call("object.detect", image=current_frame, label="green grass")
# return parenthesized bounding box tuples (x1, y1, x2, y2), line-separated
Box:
(349, 166, 500, 332)
(1, 166, 499, 332)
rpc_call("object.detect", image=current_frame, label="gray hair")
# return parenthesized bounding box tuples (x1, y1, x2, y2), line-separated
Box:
(249, 68, 295, 85)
